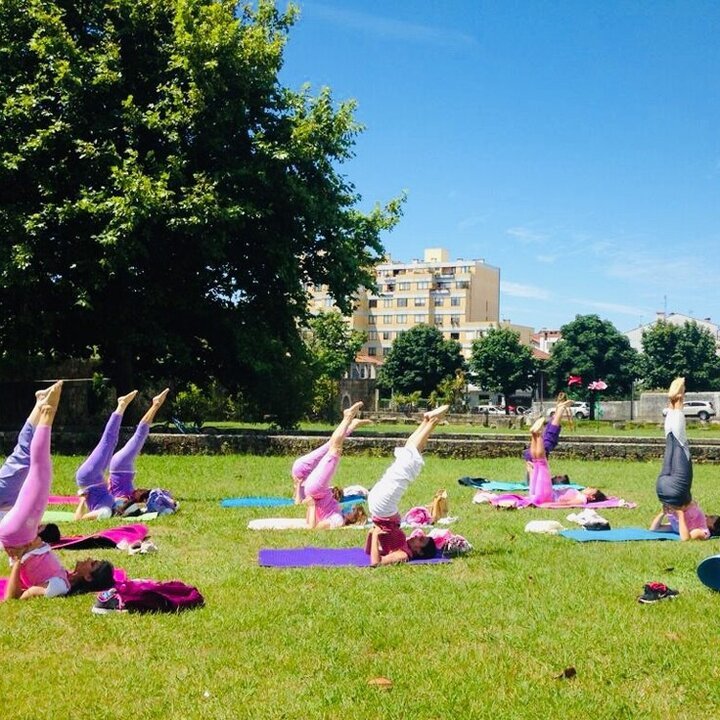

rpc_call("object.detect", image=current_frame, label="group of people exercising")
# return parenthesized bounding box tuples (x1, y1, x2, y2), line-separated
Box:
(0, 375, 713, 600)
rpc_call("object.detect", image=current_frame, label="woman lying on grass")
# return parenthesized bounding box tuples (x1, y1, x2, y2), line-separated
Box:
(74, 389, 169, 520)
(365, 405, 449, 566)
(1, 382, 115, 600)
(295, 402, 370, 529)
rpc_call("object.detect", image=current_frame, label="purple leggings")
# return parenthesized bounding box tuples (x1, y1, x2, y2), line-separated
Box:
(0, 421, 34, 508)
(108, 422, 150, 498)
(76, 412, 121, 510)
(0, 425, 52, 547)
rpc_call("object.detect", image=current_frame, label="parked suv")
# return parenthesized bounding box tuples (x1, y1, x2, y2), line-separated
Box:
(663, 401, 715, 421)
(546, 401, 590, 419)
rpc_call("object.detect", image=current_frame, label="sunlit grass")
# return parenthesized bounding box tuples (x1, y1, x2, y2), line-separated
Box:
(1, 451, 719, 719)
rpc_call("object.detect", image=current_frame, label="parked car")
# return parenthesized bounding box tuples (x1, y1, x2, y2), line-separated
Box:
(546, 401, 590, 419)
(472, 404, 505, 415)
(662, 401, 715, 421)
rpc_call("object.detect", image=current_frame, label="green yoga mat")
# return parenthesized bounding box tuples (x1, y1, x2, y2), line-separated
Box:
(41, 510, 76, 523)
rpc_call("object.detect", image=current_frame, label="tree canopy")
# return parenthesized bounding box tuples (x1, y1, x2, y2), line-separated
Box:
(377, 325, 464, 398)
(0, 0, 401, 424)
(546, 315, 638, 404)
(640, 320, 720, 391)
(468, 327, 536, 412)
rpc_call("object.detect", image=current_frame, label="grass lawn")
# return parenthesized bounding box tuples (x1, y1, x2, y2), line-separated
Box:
(2, 449, 720, 719)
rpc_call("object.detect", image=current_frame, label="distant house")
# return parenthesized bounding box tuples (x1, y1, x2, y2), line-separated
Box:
(625, 312, 720, 352)
(532, 329, 561, 354)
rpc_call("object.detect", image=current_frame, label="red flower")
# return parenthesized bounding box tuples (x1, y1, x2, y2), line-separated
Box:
(567, 375, 582, 386)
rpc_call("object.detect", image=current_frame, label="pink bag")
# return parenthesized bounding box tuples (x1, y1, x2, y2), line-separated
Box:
(112, 579, 204, 613)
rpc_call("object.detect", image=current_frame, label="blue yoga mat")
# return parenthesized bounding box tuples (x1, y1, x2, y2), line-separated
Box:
(560, 528, 680, 542)
(697, 555, 720, 590)
(258, 546, 450, 567)
(221, 494, 366, 509)
(458, 477, 584, 491)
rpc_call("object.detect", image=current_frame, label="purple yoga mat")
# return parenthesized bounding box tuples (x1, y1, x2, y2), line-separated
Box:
(258, 546, 450, 567)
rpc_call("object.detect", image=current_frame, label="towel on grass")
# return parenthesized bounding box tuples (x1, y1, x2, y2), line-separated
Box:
(248, 518, 371, 530)
(559, 528, 680, 542)
(258, 546, 451, 567)
(478, 493, 635, 510)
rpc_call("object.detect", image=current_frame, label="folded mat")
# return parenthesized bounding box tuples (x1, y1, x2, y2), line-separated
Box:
(222, 494, 365, 509)
(48, 495, 78, 505)
(489, 494, 634, 509)
(258, 546, 450, 567)
(52, 524, 148, 550)
(459, 477, 585, 491)
(559, 528, 680, 542)
(0, 567, 128, 601)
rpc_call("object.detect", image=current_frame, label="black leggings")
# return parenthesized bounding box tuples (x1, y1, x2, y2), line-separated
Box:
(656, 433, 692, 507)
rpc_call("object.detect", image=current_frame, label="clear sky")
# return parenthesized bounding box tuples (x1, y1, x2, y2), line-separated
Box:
(279, 1, 720, 335)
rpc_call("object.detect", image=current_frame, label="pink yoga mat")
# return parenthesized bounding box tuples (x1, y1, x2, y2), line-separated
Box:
(48, 495, 77, 505)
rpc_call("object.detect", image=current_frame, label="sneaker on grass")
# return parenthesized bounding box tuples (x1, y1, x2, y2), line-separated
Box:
(92, 588, 125, 614)
(637, 582, 679, 604)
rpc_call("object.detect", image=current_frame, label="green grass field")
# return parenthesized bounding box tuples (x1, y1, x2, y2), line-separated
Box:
(2, 449, 719, 719)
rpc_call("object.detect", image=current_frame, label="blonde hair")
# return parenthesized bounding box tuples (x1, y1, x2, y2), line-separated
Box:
(668, 377, 685, 400)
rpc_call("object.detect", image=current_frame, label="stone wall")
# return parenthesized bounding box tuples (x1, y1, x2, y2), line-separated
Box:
(10, 428, 720, 462)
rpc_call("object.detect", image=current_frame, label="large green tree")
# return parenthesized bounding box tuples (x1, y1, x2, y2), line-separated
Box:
(468, 327, 536, 413)
(640, 320, 720, 390)
(0, 0, 401, 424)
(546, 314, 638, 416)
(305, 311, 366, 419)
(377, 325, 464, 398)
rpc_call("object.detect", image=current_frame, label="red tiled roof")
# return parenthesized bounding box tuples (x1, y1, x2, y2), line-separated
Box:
(354, 354, 384, 366)
(532, 348, 550, 360)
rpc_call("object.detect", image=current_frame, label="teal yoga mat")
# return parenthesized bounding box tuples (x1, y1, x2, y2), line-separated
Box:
(560, 528, 680, 542)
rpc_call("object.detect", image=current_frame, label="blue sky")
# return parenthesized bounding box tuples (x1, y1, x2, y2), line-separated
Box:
(280, 1, 720, 334)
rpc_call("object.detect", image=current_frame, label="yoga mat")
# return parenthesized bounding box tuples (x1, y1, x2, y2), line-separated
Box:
(41, 510, 76, 523)
(53, 524, 148, 550)
(48, 495, 77, 505)
(258, 546, 450, 567)
(697, 555, 720, 590)
(248, 518, 369, 531)
(559, 528, 680, 542)
(222, 494, 366, 509)
(459, 477, 585, 491)
(0, 567, 128, 602)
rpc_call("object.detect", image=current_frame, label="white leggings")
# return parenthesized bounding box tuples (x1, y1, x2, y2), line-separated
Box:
(368, 446, 424, 518)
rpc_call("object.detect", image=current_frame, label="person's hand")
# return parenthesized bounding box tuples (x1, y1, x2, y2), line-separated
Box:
(372, 526, 387, 537)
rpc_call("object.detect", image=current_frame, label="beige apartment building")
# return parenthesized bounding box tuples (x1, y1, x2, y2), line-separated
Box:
(309, 248, 533, 359)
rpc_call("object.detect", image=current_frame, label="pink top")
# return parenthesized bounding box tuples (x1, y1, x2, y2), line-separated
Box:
(19, 546, 70, 594)
(365, 514, 411, 559)
(668, 502, 710, 539)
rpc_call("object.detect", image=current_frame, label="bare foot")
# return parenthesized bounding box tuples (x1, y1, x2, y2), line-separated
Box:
(35, 380, 61, 407)
(116, 390, 138, 414)
(152, 388, 170, 407)
(530, 416, 546, 435)
(38, 403, 57, 426)
(555, 399, 574, 413)
(349, 418, 372, 433)
(44, 381, 63, 411)
(343, 401, 364, 419)
(424, 404, 450, 421)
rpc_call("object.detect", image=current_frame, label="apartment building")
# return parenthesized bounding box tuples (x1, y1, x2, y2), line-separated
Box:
(309, 248, 532, 359)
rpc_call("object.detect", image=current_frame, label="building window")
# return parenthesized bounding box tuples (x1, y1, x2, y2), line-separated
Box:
(435, 317, 444, 326)
(368, 316, 376, 325)
(451, 332, 460, 340)
(417, 281, 429, 290)
(414, 298, 426, 306)
(369, 299, 377, 308)
(456, 281, 469, 289)
(383, 299, 393, 308)
(451, 315, 461, 327)
(434, 298, 444, 307)
(367, 330, 378, 340)
(397, 298, 408, 308)
(396, 314, 407, 324)
(398, 282, 411, 291)
(451, 297, 461, 307)
(368, 347, 377, 356)
(415, 314, 425, 322)
(383, 315, 392, 324)
(382, 331, 391, 340)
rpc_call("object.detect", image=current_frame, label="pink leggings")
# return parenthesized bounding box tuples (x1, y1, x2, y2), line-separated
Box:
(0, 425, 52, 547)
(303, 453, 340, 499)
(528, 457, 553, 505)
